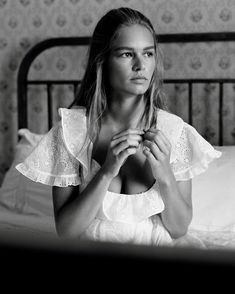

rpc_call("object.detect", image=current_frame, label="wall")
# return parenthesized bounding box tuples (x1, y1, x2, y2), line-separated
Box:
(0, 0, 235, 185)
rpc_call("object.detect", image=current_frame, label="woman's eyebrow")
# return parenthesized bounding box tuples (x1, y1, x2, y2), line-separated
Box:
(113, 46, 155, 52)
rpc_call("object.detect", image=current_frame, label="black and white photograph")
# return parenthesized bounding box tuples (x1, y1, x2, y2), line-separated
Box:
(0, 0, 235, 285)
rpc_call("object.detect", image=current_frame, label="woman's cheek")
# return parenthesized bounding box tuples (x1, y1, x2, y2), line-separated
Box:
(108, 61, 130, 83)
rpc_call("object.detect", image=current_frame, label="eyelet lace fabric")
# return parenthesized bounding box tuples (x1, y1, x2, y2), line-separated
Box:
(15, 108, 89, 187)
(60, 107, 92, 181)
(156, 109, 184, 163)
(171, 123, 221, 181)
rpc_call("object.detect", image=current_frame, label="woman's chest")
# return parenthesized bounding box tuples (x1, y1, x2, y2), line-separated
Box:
(92, 132, 155, 195)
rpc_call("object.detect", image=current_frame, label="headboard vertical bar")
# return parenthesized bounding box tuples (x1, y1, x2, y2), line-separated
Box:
(73, 82, 78, 100)
(219, 83, 223, 146)
(47, 83, 53, 130)
(188, 82, 193, 125)
(17, 68, 28, 130)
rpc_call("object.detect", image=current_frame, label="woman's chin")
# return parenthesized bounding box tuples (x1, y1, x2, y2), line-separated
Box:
(127, 86, 149, 96)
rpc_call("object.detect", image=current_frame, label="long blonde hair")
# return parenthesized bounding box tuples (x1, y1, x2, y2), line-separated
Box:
(70, 7, 167, 142)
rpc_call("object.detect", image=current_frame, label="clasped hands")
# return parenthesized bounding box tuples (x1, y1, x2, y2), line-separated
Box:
(102, 127, 172, 183)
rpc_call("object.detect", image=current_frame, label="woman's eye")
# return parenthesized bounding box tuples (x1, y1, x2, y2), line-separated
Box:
(120, 52, 133, 58)
(144, 51, 154, 57)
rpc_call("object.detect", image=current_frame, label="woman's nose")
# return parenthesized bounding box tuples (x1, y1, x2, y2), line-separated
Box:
(132, 56, 145, 71)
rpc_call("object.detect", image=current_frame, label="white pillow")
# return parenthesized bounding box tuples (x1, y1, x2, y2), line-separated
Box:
(190, 146, 235, 232)
(0, 129, 54, 218)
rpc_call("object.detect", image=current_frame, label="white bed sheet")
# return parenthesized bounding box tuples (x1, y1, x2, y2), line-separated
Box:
(0, 199, 234, 250)
(0, 202, 56, 238)
(187, 228, 235, 250)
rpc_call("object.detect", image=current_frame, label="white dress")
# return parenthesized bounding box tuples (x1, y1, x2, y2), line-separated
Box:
(16, 107, 221, 246)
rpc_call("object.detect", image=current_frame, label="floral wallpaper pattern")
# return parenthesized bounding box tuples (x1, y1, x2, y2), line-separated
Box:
(0, 0, 235, 185)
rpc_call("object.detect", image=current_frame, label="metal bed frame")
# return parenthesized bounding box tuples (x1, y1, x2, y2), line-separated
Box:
(17, 32, 235, 145)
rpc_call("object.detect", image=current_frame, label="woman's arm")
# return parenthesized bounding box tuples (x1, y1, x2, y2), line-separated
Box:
(53, 128, 143, 238)
(143, 129, 192, 239)
(53, 168, 112, 238)
(158, 176, 192, 239)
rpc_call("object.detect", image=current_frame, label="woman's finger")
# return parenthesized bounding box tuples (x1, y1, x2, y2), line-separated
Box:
(112, 128, 144, 140)
(112, 139, 139, 155)
(111, 133, 143, 147)
(119, 147, 138, 163)
(143, 140, 162, 160)
(144, 131, 168, 154)
(145, 130, 171, 152)
(144, 133, 167, 154)
(143, 145, 157, 163)
(147, 129, 171, 150)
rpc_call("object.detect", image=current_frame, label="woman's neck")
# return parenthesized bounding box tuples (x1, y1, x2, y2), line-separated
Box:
(104, 94, 146, 131)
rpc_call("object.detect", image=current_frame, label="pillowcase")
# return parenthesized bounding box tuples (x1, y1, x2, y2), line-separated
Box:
(190, 146, 235, 232)
(0, 129, 54, 219)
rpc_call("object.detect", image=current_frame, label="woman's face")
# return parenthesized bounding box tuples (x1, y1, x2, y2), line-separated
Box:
(107, 24, 156, 98)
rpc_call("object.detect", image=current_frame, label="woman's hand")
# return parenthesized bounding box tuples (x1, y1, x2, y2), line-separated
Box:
(143, 128, 173, 185)
(101, 128, 144, 179)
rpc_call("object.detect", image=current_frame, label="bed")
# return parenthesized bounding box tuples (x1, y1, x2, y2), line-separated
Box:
(0, 32, 235, 265)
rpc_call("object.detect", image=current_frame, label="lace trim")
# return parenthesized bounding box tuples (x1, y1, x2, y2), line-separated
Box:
(171, 123, 222, 180)
(174, 148, 221, 180)
(16, 162, 81, 187)
(15, 120, 82, 187)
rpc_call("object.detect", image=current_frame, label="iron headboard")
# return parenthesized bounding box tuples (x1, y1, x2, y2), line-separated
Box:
(17, 32, 235, 145)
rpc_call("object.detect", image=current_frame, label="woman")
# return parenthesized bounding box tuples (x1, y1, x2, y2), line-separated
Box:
(16, 7, 221, 246)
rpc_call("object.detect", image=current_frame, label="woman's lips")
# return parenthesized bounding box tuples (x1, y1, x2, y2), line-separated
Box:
(130, 77, 148, 83)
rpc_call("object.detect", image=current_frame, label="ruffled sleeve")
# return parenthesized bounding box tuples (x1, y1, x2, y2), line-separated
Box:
(16, 107, 91, 187)
(171, 122, 222, 181)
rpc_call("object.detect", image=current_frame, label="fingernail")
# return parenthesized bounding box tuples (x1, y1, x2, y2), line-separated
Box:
(143, 146, 150, 152)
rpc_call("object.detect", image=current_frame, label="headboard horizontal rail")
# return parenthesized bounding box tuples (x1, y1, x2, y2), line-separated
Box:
(27, 79, 235, 84)
(27, 80, 81, 85)
(158, 32, 235, 43)
(164, 79, 235, 83)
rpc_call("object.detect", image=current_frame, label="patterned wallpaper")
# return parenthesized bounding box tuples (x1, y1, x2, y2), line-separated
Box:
(1, 0, 235, 185)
